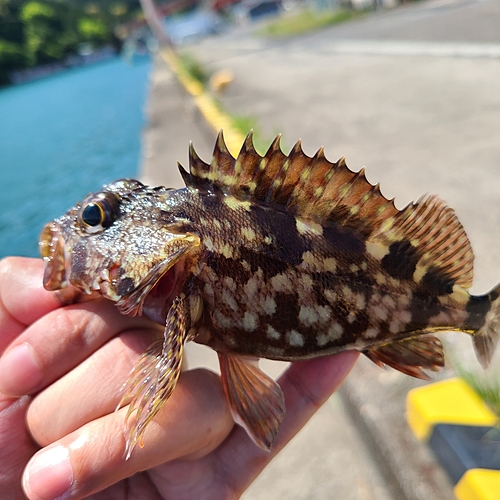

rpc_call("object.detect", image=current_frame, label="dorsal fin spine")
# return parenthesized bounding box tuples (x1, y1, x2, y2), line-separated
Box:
(234, 131, 254, 175)
(186, 142, 211, 189)
(210, 130, 230, 183)
(263, 140, 296, 203)
(178, 162, 191, 186)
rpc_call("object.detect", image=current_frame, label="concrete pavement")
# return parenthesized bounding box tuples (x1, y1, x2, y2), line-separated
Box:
(140, 58, 214, 189)
(140, 0, 500, 497)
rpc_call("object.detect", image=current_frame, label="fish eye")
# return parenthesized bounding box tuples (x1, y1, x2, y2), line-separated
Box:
(81, 203, 104, 227)
(78, 192, 119, 234)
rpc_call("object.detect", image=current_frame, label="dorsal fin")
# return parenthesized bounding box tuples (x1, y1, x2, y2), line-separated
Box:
(179, 131, 398, 235)
(179, 132, 474, 289)
(370, 194, 474, 288)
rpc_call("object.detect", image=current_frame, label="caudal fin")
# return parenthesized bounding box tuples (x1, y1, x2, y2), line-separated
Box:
(473, 286, 500, 368)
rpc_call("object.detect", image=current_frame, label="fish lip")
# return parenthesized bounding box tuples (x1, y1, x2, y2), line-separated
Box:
(39, 222, 69, 291)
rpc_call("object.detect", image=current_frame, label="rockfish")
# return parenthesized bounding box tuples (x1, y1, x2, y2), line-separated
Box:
(39, 132, 500, 457)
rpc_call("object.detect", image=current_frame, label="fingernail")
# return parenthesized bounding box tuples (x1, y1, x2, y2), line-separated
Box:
(23, 446, 73, 500)
(0, 343, 43, 395)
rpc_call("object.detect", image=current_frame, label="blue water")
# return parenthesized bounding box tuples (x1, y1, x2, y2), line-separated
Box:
(0, 56, 151, 258)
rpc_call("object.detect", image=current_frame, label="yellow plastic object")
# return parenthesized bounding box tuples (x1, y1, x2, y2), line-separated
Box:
(209, 70, 235, 93)
(454, 469, 500, 500)
(406, 378, 497, 441)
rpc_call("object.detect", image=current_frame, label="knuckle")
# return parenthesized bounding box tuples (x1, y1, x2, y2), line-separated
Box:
(49, 307, 88, 350)
(287, 365, 322, 411)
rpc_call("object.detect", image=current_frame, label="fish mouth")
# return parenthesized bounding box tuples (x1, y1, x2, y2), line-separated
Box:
(39, 222, 69, 291)
(39, 221, 180, 320)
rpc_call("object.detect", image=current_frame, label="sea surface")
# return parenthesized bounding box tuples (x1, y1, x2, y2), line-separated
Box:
(0, 56, 151, 258)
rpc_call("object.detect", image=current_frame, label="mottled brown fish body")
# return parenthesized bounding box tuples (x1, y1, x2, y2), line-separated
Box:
(171, 189, 490, 365)
(40, 131, 500, 455)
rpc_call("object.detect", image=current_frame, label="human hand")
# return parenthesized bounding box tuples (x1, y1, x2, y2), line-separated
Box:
(0, 257, 358, 500)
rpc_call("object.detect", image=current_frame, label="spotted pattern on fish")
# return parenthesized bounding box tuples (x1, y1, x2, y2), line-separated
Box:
(40, 131, 500, 454)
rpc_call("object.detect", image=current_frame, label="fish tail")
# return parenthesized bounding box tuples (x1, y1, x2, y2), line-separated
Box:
(470, 285, 500, 368)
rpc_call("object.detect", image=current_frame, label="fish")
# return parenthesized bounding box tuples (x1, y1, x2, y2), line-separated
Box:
(39, 131, 500, 458)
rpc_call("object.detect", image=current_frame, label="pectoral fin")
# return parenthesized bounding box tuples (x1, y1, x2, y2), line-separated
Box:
(118, 294, 189, 459)
(218, 353, 286, 451)
(364, 334, 444, 380)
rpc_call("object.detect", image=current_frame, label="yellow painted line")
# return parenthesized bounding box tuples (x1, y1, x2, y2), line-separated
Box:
(454, 469, 500, 500)
(406, 378, 498, 441)
(160, 48, 245, 156)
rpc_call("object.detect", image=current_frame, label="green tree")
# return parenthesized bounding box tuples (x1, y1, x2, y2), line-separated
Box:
(0, 0, 25, 44)
(20, 1, 65, 65)
(0, 0, 25, 83)
(78, 16, 109, 45)
(0, 0, 143, 86)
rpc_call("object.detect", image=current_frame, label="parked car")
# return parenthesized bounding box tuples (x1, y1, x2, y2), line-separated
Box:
(165, 10, 227, 46)
(234, 0, 283, 22)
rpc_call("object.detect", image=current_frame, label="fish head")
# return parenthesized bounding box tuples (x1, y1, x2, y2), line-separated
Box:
(39, 179, 200, 320)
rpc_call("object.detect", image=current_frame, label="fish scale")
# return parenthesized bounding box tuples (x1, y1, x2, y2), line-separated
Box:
(40, 131, 500, 456)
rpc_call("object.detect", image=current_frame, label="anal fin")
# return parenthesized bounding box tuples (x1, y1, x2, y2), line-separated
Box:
(363, 334, 444, 380)
(118, 294, 190, 459)
(218, 353, 285, 451)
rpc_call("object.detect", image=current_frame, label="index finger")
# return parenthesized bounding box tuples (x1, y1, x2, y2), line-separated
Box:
(0, 257, 65, 353)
